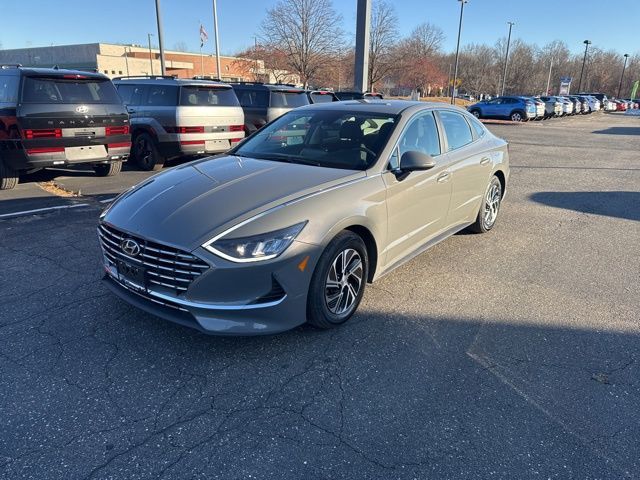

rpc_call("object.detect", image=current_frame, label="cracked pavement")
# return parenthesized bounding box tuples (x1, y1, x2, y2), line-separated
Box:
(0, 113, 639, 479)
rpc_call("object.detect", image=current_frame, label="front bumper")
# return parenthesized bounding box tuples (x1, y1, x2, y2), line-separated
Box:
(100, 231, 321, 335)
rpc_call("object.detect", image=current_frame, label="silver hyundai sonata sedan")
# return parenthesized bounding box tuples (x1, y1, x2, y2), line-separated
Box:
(99, 100, 509, 335)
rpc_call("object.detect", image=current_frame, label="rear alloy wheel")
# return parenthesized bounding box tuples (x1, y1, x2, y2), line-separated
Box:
(93, 161, 122, 177)
(0, 161, 19, 190)
(133, 133, 164, 171)
(468, 176, 503, 233)
(307, 231, 368, 329)
(510, 111, 524, 122)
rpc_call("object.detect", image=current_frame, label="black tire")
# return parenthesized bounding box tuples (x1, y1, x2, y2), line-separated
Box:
(510, 110, 525, 122)
(307, 231, 368, 329)
(132, 132, 164, 171)
(470, 109, 481, 119)
(468, 176, 503, 234)
(93, 161, 122, 177)
(0, 161, 19, 190)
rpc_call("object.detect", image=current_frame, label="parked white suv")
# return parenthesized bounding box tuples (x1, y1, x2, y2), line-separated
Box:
(114, 76, 245, 170)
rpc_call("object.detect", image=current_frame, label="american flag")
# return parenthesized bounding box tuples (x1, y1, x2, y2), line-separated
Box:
(199, 24, 209, 47)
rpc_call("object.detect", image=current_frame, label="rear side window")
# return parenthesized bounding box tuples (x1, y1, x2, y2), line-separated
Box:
(0, 76, 19, 103)
(438, 111, 473, 151)
(146, 85, 178, 106)
(179, 86, 239, 106)
(235, 89, 269, 108)
(468, 116, 486, 138)
(270, 91, 309, 108)
(116, 84, 145, 106)
(21, 76, 121, 104)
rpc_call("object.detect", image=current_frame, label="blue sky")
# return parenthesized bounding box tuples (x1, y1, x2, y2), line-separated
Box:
(2, 0, 639, 55)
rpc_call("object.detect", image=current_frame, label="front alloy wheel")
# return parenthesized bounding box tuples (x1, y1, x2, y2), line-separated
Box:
(307, 231, 368, 329)
(324, 248, 363, 315)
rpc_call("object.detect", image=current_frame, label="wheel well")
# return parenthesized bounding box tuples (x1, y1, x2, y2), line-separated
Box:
(131, 127, 156, 141)
(345, 225, 378, 283)
(494, 170, 506, 194)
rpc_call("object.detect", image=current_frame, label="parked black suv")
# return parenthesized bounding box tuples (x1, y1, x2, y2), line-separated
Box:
(229, 82, 309, 134)
(0, 65, 130, 189)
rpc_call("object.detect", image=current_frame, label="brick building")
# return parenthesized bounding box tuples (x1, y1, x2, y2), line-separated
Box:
(0, 43, 299, 84)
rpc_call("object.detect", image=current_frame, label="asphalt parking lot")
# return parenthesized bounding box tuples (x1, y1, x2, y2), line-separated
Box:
(1, 112, 639, 479)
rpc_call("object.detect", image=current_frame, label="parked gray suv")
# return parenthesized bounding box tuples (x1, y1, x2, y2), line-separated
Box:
(229, 82, 309, 135)
(114, 76, 244, 171)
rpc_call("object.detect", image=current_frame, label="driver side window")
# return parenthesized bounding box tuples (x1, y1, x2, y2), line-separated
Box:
(389, 112, 440, 169)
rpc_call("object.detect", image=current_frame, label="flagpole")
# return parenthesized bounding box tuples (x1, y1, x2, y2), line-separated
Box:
(212, 0, 221, 80)
(200, 44, 204, 77)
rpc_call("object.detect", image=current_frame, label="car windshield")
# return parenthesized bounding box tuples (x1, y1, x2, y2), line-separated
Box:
(234, 110, 398, 170)
(270, 90, 309, 108)
(179, 85, 239, 106)
(21, 76, 121, 104)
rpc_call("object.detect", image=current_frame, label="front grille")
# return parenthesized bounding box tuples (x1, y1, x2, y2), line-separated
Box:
(98, 223, 209, 295)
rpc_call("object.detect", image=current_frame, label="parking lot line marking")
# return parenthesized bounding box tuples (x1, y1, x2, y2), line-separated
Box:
(99, 198, 117, 204)
(0, 203, 91, 219)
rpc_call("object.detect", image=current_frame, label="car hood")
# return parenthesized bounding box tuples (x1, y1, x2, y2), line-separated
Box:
(103, 155, 364, 251)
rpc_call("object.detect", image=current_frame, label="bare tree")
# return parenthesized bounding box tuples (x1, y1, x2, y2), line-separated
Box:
(394, 23, 446, 93)
(234, 45, 295, 83)
(368, 0, 399, 90)
(173, 41, 189, 52)
(260, 0, 343, 88)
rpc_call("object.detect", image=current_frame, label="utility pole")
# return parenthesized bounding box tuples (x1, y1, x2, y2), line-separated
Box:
(147, 33, 154, 75)
(500, 21, 515, 96)
(212, 0, 222, 80)
(545, 56, 553, 95)
(353, 0, 371, 93)
(451, 0, 468, 105)
(447, 63, 452, 98)
(154, 0, 166, 75)
(617, 53, 630, 98)
(577, 40, 591, 92)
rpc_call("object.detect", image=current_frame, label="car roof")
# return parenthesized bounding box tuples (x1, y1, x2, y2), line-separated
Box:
(5, 66, 108, 79)
(228, 82, 305, 91)
(113, 76, 232, 87)
(294, 99, 466, 115)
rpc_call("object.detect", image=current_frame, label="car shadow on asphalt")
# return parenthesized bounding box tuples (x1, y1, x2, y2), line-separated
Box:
(591, 126, 640, 136)
(530, 191, 640, 222)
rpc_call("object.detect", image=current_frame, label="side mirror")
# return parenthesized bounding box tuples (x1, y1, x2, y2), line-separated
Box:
(400, 150, 437, 172)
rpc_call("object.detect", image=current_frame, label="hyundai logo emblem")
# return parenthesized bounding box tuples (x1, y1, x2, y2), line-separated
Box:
(76, 105, 89, 114)
(121, 238, 141, 257)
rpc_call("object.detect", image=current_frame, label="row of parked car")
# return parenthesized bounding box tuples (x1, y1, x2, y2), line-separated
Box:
(467, 93, 639, 122)
(0, 64, 387, 189)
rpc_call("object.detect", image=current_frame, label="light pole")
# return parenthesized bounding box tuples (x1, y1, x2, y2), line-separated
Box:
(577, 40, 591, 92)
(154, 0, 166, 75)
(500, 21, 515, 96)
(212, 0, 222, 80)
(451, 0, 468, 105)
(147, 33, 154, 75)
(354, 0, 372, 93)
(617, 53, 630, 98)
(447, 63, 452, 97)
(124, 46, 130, 76)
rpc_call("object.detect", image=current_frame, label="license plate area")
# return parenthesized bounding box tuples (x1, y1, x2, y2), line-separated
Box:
(116, 259, 147, 293)
(65, 145, 107, 161)
(205, 139, 230, 151)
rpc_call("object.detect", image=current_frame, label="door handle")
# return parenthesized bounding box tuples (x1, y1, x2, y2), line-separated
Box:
(437, 172, 450, 183)
(480, 157, 491, 165)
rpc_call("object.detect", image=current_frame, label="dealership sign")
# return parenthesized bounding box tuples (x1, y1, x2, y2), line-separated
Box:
(559, 77, 572, 95)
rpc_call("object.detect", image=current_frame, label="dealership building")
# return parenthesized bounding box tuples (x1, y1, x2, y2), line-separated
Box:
(0, 42, 299, 84)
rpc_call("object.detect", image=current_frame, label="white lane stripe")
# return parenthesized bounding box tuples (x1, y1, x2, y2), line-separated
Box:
(99, 197, 117, 204)
(0, 203, 91, 219)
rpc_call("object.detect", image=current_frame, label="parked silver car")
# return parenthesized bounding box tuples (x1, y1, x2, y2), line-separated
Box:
(99, 101, 509, 335)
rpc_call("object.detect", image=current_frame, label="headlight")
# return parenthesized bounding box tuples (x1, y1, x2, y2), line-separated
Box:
(203, 221, 307, 262)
